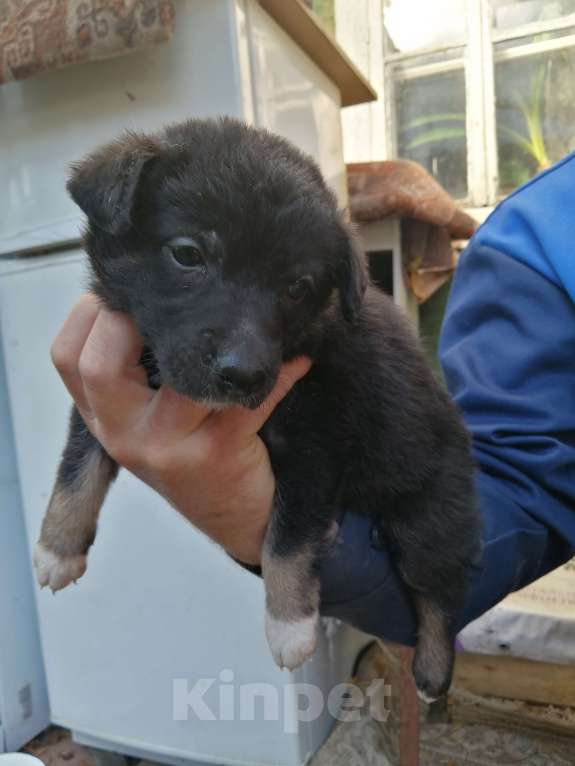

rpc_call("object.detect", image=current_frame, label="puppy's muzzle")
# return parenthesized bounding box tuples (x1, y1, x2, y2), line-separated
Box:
(217, 353, 268, 397)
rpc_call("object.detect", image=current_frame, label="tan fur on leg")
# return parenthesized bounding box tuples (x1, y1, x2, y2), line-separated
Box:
(34, 449, 116, 591)
(412, 598, 455, 702)
(262, 541, 320, 670)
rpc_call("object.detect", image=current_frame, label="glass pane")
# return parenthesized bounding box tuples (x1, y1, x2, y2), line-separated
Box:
(495, 23, 575, 48)
(384, 0, 467, 53)
(495, 44, 575, 194)
(392, 48, 464, 71)
(303, 0, 335, 34)
(396, 70, 468, 198)
(490, 0, 575, 32)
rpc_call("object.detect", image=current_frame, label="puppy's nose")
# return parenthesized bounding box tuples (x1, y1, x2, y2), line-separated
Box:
(218, 355, 267, 395)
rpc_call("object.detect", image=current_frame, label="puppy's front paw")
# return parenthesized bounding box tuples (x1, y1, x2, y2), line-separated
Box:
(33, 544, 87, 592)
(265, 611, 319, 671)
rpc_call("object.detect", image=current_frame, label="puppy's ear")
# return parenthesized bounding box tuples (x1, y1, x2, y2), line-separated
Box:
(337, 222, 369, 322)
(67, 133, 159, 235)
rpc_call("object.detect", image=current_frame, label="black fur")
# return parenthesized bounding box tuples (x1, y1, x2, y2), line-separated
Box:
(62, 117, 480, 697)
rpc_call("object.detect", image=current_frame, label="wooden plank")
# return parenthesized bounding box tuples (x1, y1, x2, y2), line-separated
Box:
(450, 694, 575, 738)
(453, 652, 575, 708)
(258, 0, 377, 106)
(399, 646, 420, 766)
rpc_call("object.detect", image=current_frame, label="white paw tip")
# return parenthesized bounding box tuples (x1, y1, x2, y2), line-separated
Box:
(265, 612, 319, 671)
(33, 544, 87, 592)
(416, 688, 440, 704)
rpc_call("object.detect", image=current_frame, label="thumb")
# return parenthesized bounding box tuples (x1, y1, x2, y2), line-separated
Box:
(211, 356, 312, 437)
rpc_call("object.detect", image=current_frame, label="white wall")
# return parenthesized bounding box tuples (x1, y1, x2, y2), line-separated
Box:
(334, 0, 388, 163)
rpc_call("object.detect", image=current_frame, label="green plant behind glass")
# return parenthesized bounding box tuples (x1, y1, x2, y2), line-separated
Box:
(498, 58, 551, 189)
(400, 56, 560, 194)
(310, 0, 335, 33)
(403, 113, 466, 151)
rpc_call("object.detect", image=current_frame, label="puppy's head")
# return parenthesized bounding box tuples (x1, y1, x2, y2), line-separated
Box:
(68, 118, 368, 408)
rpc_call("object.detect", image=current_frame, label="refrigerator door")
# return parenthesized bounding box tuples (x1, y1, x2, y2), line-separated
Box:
(0, 252, 366, 765)
(0, 315, 49, 752)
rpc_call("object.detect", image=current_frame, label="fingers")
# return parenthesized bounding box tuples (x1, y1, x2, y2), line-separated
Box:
(211, 356, 312, 437)
(78, 306, 153, 433)
(145, 384, 213, 439)
(52, 294, 213, 460)
(251, 356, 312, 430)
(51, 294, 102, 417)
(52, 294, 310, 474)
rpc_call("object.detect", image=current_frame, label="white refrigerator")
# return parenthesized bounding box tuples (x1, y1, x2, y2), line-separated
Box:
(0, 1, 372, 763)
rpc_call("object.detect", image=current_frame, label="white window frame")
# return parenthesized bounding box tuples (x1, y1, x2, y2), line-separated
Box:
(335, 0, 575, 210)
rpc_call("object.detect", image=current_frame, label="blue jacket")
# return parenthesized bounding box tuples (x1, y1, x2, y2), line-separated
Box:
(319, 154, 575, 643)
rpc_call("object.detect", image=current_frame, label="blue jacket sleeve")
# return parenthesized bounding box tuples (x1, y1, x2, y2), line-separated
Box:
(319, 158, 575, 644)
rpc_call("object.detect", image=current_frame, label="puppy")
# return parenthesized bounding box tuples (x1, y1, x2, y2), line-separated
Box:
(34, 117, 480, 701)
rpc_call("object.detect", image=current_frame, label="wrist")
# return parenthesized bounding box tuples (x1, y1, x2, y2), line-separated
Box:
(230, 555, 263, 576)
(223, 528, 265, 566)
(167, 497, 267, 566)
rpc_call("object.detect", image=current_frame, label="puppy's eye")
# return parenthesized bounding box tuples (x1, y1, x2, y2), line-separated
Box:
(163, 240, 204, 269)
(287, 276, 313, 302)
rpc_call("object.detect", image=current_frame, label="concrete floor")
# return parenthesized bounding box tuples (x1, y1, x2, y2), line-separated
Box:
(23, 644, 575, 766)
(312, 643, 575, 766)
(23, 714, 575, 766)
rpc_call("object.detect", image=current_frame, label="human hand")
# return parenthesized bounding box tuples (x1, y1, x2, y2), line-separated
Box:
(50, 294, 311, 565)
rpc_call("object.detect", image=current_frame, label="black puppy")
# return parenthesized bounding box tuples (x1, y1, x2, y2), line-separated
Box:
(34, 117, 480, 701)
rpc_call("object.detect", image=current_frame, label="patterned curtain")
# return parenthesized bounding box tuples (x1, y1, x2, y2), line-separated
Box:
(0, 0, 175, 85)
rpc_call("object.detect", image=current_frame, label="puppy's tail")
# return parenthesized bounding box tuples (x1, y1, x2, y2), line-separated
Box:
(34, 406, 118, 592)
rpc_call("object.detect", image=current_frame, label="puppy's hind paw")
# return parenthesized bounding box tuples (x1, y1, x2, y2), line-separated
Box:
(265, 611, 319, 671)
(412, 651, 452, 704)
(416, 685, 441, 705)
(33, 544, 87, 592)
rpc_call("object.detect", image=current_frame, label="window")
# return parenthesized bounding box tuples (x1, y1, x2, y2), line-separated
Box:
(303, 0, 336, 33)
(383, 0, 575, 205)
